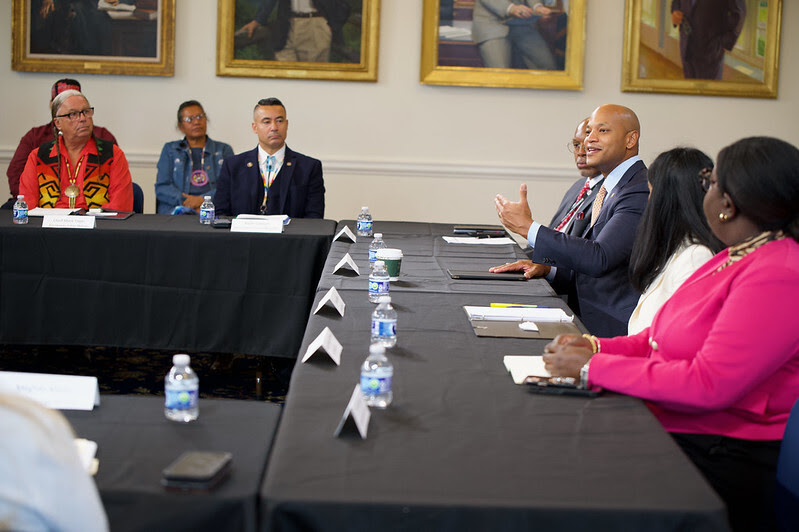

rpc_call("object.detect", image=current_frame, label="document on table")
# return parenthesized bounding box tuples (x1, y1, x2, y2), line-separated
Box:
(464, 306, 573, 322)
(442, 236, 515, 245)
(29, 208, 79, 217)
(504, 355, 551, 384)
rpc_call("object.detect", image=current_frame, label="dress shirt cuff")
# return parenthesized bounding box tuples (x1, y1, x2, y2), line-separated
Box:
(546, 266, 557, 281)
(527, 221, 542, 247)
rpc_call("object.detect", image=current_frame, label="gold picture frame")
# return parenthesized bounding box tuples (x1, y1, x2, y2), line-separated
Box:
(621, 0, 782, 98)
(216, 0, 380, 82)
(12, 0, 175, 77)
(420, 0, 586, 90)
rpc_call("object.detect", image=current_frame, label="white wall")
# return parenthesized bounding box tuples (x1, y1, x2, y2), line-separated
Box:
(1, 1, 797, 224)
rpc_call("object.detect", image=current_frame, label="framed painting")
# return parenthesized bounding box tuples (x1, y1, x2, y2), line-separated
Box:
(621, 0, 782, 98)
(216, 0, 380, 82)
(12, 0, 175, 76)
(420, 0, 586, 90)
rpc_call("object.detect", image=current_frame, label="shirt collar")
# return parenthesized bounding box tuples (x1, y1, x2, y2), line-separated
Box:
(258, 144, 286, 167)
(603, 155, 640, 194)
(587, 174, 603, 188)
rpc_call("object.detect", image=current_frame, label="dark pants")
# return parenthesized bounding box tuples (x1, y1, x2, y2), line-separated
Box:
(672, 432, 781, 532)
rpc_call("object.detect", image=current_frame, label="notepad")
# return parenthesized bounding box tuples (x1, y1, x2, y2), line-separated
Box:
(503, 355, 551, 384)
(464, 306, 572, 322)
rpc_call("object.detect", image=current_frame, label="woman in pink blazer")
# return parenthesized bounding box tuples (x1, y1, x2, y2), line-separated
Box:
(543, 136, 799, 532)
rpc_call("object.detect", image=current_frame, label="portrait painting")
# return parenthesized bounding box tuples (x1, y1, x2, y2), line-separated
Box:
(216, 0, 380, 82)
(621, 0, 782, 98)
(12, 0, 175, 76)
(420, 0, 586, 90)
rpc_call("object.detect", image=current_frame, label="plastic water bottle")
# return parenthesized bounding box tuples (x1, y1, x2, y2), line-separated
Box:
(368, 233, 386, 269)
(371, 295, 397, 347)
(356, 206, 373, 236)
(199, 195, 215, 225)
(368, 260, 390, 303)
(360, 343, 393, 408)
(12, 195, 28, 225)
(164, 354, 199, 422)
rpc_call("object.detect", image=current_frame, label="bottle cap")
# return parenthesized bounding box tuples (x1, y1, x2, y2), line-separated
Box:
(374, 233, 382, 238)
(369, 343, 386, 355)
(378, 296, 391, 304)
(204, 195, 212, 200)
(361, 206, 368, 211)
(17, 195, 24, 199)
(173, 354, 190, 366)
(374, 260, 385, 268)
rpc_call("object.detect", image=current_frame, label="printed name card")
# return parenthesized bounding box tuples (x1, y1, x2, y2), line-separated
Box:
(314, 286, 346, 316)
(230, 217, 284, 233)
(333, 253, 360, 275)
(0, 371, 100, 410)
(334, 384, 370, 439)
(42, 215, 96, 229)
(301, 327, 343, 365)
(333, 226, 357, 243)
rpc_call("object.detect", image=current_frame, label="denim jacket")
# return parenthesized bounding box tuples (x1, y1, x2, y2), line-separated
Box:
(155, 136, 234, 214)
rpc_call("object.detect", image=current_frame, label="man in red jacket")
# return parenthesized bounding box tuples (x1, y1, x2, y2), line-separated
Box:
(4, 78, 118, 208)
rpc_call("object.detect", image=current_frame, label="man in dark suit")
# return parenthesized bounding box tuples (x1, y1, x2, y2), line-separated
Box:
(214, 97, 325, 218)
(671, 0, 746, 80)
(492, 104, 649, 337)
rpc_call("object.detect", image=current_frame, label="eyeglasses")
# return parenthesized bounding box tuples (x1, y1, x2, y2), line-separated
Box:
(181, 114, 206, 123)
(55, 107, 94, 121)
(698, 167, 715, 192)
(566, 141, 585, 154)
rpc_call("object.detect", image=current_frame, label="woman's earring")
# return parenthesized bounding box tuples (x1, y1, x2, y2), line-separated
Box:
(718, 212, 728, 222)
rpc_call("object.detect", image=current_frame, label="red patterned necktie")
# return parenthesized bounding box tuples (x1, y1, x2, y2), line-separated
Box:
(554, 179, 591, 232)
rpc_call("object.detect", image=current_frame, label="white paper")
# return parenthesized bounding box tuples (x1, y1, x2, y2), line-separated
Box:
(333, 226, 357, 243)
(98, 0, 135, 11)
(314, 286, 346, 316)
(29, 208, 80, 217)
(464, 306, 572, 323)
(41, 215, 96, 229)
(230, 217, 284, 233)
(333, 253, 360, 275)
(443, 236, 515, 245)
(301, 327, 343, 365)
(334, 384, 371, 439)
(0, 371, 100, 410)
(503, 355, 551, 384)
(236, 214, 289, 223)
(74, 438, 99, 475)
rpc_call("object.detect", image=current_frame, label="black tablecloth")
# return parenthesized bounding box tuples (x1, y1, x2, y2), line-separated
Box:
(0, 215, 336, 357)
(319, 221, 556, 297)
(66, 395, 281, 532)
(260, 284, 728, 531)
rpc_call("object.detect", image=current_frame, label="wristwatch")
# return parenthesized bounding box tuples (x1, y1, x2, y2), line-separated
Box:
(579, 361, 590, 389)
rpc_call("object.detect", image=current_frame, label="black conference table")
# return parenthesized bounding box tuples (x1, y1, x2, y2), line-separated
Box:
(65, 395, 282, 532)
(259, 222, 729, 532)
(0, 215, 336, 357)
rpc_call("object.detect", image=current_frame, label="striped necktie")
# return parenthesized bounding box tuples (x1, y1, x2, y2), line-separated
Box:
(555, 179, 591, 232)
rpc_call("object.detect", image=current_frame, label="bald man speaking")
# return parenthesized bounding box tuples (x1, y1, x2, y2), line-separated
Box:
(492, 104, 649, 337)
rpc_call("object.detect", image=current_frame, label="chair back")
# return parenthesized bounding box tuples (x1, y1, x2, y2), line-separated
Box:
(776, 398, 799, 531)
(132, 182, 144, 214)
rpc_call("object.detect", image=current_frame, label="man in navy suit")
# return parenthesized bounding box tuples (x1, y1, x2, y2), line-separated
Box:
(492, 104, 648, 337)
(215, 97, 325, 218)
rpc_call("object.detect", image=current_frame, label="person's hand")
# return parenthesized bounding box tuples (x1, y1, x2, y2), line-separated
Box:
(671, 10, 683, 26)
(182, 193, 204, 210)
(509, 4, 534, 18)
(544, 333, 591, 352)
(495, 183, 534, 237)
(489, 259, 550, 279)
(543, 335, 593, 379)
(236, 20, 261, 38)
(533, 4, 553, 16)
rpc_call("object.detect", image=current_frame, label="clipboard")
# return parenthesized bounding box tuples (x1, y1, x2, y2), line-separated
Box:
(448, 269, 527, 281)
(470, 319, 581, 339)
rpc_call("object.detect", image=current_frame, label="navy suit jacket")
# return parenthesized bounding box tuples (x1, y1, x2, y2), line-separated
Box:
(532, 160, 648, 337)
(214, 146, 325, 218)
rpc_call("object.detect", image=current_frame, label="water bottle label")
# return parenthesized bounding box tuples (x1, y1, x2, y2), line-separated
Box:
(165, 388, 198, 410)
(13, 207, 27, 220)
(200, 208, 214, 222)
(368, 279, 389, 295)
(360, 374, 392, 396)
(357, 220, 373, 232)
(371, 318, 396, 338)
(369, 249, 378, 262)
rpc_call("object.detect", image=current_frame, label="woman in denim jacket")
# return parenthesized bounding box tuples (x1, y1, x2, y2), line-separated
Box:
(155, 100, 234, 214)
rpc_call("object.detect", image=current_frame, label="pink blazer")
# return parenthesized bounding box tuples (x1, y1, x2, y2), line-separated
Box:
(590, 237, 799, 441)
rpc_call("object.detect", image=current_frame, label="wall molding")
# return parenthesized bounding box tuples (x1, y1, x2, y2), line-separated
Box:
(0, 148, 576, 182)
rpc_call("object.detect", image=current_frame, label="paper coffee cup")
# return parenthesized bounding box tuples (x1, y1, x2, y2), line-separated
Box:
(377, 248, 403, 280)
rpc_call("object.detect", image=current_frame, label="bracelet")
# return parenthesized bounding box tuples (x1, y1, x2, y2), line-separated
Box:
(582, 334, 601, 354)
(579, 361, 590, 389)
